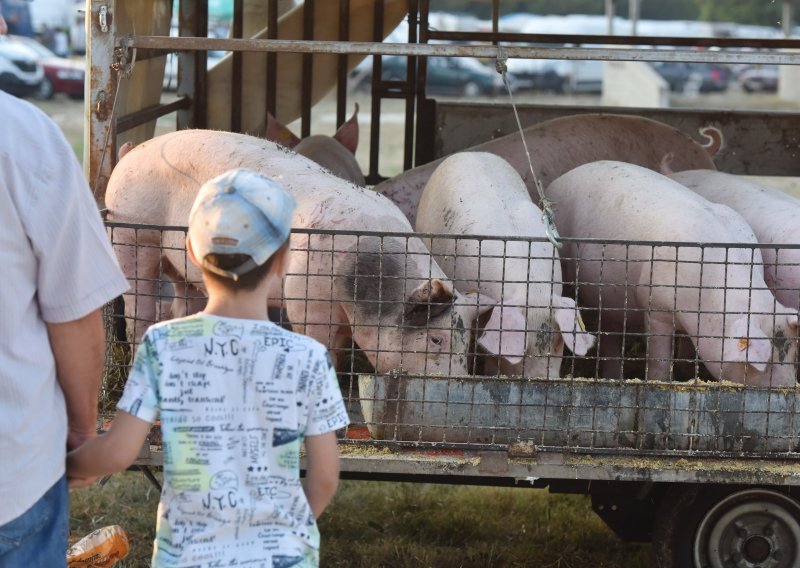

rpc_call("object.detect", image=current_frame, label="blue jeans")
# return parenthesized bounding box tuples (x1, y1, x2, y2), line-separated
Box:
(0, 475, 68, 567)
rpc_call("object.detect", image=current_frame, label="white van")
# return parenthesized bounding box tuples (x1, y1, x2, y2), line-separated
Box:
(0, 36, 44, 98)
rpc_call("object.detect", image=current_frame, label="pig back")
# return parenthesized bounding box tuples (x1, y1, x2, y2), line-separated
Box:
(416, 152, 561, 300)
(546, 161, 749, 318)
(106, 129, 410, 232)
(377, 113, 717, 225)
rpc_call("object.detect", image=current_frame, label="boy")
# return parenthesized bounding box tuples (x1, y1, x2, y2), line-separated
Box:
(67, 168, 350, 567)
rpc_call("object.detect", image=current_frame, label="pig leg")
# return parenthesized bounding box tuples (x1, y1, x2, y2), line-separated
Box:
(645, 314, 676, 381)
(168, 282, 207, 318)
(598, 332, 624, 380)
(161, 261, 207, 318)
(112, 228, 161, 343)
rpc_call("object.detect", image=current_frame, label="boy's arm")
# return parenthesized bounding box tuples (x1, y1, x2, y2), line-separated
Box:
(303, 432, 341, 519)
(66, 410, 152, 484)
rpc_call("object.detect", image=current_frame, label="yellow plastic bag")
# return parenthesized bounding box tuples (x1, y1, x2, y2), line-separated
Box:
(67, 525, 130, 568)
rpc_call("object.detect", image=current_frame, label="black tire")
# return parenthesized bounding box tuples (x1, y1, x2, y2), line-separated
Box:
(652, 485, 800, 568)
(34, 77, 54, 100)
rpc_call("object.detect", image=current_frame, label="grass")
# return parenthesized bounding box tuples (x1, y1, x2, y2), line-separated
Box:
(70, 472, 651, 567)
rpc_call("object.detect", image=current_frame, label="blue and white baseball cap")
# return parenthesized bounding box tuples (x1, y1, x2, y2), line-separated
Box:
(188, 168, 296, 281)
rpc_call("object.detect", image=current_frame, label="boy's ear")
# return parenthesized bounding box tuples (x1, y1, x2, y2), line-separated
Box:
(186, 237, 202, 268)
(273, 244, 291, 278)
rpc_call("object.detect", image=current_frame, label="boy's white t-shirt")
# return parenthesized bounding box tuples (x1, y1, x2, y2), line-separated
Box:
(117, 313, 350, 568)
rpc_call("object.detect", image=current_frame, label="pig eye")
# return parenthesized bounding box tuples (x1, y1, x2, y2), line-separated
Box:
(430, 336, 443, 346)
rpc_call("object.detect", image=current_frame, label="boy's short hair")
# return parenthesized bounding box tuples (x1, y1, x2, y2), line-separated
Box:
(188, 168, 296, 286)
(202, 243, 288, 291)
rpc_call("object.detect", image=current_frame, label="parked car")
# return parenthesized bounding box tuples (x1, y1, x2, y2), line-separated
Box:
(650, 61, 731, 93)
(738, 65, 779, 93)
(507, 58, 603, 94)
(10, 35, 84, 99)
(0, 35, 43, 98)
(354, 55, 506, 97)
(506, 58, 567, 93)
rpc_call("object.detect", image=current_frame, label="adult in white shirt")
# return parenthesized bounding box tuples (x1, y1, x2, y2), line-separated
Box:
(0, 10, 129, 566)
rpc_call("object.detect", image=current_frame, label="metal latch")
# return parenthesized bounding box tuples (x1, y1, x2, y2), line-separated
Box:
(95, 90, 108, 120)
(99, 5, 109, 33)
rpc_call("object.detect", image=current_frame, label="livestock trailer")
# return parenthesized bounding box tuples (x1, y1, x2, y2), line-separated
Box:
(86, 1, 800, 565)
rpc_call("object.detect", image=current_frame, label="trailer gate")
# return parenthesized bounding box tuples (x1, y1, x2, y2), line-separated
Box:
(102, 223, 800, 487)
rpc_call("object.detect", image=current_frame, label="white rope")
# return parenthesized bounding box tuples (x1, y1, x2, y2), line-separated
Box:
(495, 47, 561, 248)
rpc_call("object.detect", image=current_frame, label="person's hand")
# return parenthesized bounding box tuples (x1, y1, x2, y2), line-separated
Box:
(68, 475, 98, 489)
(67, 427, 97, 451)
(0, 14, 7, 35)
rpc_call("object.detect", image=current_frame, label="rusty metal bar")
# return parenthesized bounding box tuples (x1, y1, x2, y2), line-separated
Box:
(124, 36, 800, 66)
(231, 0, 243, 133)
(403, 0, 418, 173)
(86, 0, 117, 200)
(413, 0, 431, 170)
(335, 0, 350, 128)
(266, 0, 278, 119)
(366, 0, 385, 185)
(301, 0, 314, 138)
(117, 98, 192, 134)
(177, 0, 208, 130)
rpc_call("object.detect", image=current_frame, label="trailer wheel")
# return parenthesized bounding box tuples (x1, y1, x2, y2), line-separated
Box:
(652, 485, 800, 567)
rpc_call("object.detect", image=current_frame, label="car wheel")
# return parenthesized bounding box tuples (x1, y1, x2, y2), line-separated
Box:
(34, 77, 55, 100)
(742, 81, 756, 93)
(462, 81, 481, 97)
(652, 485, 800, 568)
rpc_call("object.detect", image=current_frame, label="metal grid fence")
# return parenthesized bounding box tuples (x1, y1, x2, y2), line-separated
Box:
(102, 222, 800, 458)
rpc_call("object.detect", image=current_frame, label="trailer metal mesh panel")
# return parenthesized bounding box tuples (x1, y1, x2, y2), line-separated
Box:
(102, 222, 800, 459)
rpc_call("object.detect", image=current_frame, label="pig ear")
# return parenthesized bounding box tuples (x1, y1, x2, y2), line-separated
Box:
(477, 305, 527, 365)
(266, 113, 301, 149)
(552, 295, 596, 356)
(333, 102, 359, 155)
(405, 278, 454, 320)
(727, 317, 771, 372)
(456, 291, 496, 317)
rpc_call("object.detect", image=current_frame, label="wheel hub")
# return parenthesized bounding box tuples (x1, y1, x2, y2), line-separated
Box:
(694, 489, 800, 568)
(744, 535, 771, 563)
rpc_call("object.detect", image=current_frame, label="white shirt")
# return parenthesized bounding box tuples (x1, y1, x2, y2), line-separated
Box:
(0, 91, 129, 525)
(118, 314, 350, 568)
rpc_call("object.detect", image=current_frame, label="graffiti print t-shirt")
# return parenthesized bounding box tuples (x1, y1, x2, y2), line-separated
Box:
(117, 313, 350, 568)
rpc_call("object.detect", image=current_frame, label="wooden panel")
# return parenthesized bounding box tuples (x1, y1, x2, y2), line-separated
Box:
(431, 103, 800, 176)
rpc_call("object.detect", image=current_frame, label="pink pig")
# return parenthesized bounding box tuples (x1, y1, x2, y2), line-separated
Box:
(546, 160, 798, 387)
(106, 129, 490, 376)
(416, 152, 595, 378)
